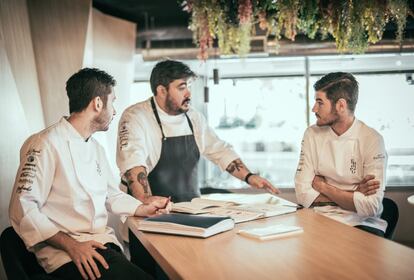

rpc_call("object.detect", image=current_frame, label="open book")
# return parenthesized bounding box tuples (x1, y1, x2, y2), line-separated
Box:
(172, 194, 299, 223)
(238, 224, 303, 240)
(172, 198, 238, 214)
(137, 213, 234, 238)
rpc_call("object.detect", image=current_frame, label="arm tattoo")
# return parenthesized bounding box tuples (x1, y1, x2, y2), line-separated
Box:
(137, 172, 150, 194)
(124, 170, 134, 186)
(226, 159, 245, 174)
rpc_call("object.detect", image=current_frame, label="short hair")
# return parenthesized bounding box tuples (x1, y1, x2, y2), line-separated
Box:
(150, 60, 196, 95)
(66, 68, 116, 113)
(314, 72, 359, 113)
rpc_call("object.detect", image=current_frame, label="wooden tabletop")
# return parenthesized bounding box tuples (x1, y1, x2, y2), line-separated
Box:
(128, 209, 414, 280)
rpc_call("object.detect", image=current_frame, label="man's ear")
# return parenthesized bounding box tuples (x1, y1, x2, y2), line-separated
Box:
(336, 98, 347, 113)
(92, 96, 103, 112)
(156, 85, 167, 96)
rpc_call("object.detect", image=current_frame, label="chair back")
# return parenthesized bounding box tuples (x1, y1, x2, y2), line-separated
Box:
(0, 226, 52, 280)
(381, 198, 399, 239)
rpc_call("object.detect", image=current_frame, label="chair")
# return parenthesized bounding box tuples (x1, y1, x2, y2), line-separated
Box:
(381, 197, 399, 240)
(0, 226, 58, 280)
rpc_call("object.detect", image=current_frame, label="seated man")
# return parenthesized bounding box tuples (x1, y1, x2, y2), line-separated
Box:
(295, 72, 387, 237)
(9, 68, 170, 280)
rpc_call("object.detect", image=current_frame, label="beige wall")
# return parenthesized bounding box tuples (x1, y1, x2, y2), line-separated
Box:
(91, 9, 136, 168)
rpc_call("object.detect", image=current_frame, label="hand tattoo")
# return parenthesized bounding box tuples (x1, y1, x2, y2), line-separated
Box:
(226, 159, 245, 174)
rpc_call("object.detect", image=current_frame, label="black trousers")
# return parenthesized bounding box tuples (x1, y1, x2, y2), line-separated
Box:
(51, 243, 152, 280)
(355, 225, 385, 237)
(128, 230, 168, 280)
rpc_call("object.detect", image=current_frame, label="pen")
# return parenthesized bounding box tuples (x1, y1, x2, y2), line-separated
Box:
(282, 204, 304, 209)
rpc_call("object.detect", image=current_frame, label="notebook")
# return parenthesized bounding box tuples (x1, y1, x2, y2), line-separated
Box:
(238, 224, 303, 240)
(137, 213, 235, 238)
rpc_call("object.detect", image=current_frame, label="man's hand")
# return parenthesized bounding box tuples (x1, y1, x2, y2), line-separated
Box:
(135, 196, 172, 217)
(66, 240, 109, 280)
(247, 175, 280, 194)
(312, 175, 326, 193)
(355, 175, 380, 196)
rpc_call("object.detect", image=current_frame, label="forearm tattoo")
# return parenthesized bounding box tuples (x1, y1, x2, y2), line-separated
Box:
(137, 172, 150, 195)
(124, 170, 134, 186)
(226, 159, 245, 174)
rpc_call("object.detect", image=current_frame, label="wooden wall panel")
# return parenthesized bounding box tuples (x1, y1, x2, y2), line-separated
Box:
(27, 0, 91, 126)
(0, 0, 44, 133)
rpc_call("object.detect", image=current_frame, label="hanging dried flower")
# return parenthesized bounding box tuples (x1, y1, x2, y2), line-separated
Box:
(180, 0, 412, 60)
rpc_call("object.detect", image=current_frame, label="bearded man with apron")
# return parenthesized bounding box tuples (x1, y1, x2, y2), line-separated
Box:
(116, 60, 280, 277)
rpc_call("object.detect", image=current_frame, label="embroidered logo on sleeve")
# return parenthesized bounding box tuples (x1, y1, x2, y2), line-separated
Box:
(350, 159, 357, 174)
(296, 149, 305, 172)
(96, 160, 102, 176)
(119, 121, 129, 150)
(373, 153, 385, 160)
(17, 148, 41, 193)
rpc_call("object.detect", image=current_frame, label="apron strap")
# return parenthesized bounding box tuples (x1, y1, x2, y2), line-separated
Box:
(150, 97, 166, 140)
(184, 113, 194, 134)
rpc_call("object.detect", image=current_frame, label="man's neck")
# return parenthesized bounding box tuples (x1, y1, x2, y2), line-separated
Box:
(67, 114, 93, 140)
(331, 115, 355, 136)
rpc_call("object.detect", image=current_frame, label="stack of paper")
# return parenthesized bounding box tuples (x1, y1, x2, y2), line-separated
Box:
(172, 194, 299, 223)
(238, 224, 303, 240)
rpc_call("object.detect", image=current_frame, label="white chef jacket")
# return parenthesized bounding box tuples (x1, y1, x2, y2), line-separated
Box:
(9, 117, 141, 273)
(116, 97, 239, 176)
(295, 118, 388, 232)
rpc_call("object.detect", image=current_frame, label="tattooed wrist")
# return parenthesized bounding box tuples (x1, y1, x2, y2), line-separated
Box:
(226, 159, 245, 174)
(137, 172, 151, 195)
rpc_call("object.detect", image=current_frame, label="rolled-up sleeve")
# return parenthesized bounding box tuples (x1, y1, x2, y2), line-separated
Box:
(116, 111, 149, 175)
(104, 152, 141, 222)
(353, 133, 387, 217)
(193, 112, 239, 171)
(9, 137, 60, 248)
(295, 129, 320, 208)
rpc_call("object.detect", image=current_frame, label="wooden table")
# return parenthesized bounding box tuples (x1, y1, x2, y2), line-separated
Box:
(128, 209, 414, 280)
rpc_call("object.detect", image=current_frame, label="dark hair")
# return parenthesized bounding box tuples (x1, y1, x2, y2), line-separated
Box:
(150, 60, 196, 95)
(66, 68, 116, 113)
(314, 72, 359, 113)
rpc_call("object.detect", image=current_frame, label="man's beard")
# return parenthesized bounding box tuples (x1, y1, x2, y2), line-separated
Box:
(165, 94, 190, 115)
(316, 107, 339, 127)
(93, 109, 111, 131)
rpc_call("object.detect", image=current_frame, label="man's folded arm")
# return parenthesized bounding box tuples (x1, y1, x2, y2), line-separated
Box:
(294, 129, 321, 208)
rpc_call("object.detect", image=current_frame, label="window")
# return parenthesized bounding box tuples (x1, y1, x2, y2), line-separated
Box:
(131, 54, 414, 188)
(205, 77, 307, 189)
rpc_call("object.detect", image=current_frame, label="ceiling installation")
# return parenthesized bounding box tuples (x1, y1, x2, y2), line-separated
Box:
(93, 0, 414, 61)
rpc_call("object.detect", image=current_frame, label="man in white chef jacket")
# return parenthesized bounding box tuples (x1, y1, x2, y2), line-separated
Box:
(9, 68, 171, 280)
(295, 72, 388, 237)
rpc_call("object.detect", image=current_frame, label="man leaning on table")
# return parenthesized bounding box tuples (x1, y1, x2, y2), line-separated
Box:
(116, 59, 280, 276)
(9, 68, 170, 280)
(295, 72, 388, 237)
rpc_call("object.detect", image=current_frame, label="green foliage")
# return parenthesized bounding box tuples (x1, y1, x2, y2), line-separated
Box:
(180, 0, 412, 59)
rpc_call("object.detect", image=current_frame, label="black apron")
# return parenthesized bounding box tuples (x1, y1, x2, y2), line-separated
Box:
(148, 97, 201, 202)
(128, 98, 201, 277)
